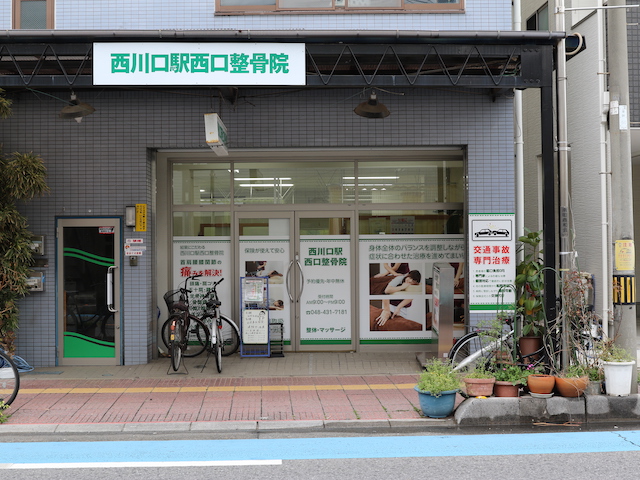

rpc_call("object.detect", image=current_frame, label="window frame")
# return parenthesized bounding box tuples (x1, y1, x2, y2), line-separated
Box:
(13, 0, 55, 29)
(215, 0, 464, 15)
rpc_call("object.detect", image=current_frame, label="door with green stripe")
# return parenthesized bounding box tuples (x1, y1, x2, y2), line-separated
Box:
(57, 218, 121, 365)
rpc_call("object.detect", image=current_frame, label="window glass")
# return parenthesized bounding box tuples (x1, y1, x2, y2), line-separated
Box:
(234, 161, 354, 205)
(217, 0, 461, 13)
(20, 0, 47, 29)
(355, 160, 464, 204)
(359, 209, 463, 235)
(172, 163, 231, 205)
(172, 212, 231, 237)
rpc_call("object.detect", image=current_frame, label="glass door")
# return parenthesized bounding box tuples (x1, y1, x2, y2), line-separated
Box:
(236, 212, 355, 351)
(57, 218, 121, 365)
(296, 213, 354, 351)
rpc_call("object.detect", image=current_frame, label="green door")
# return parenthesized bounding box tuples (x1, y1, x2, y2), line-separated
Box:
(57, 218, 121, 365)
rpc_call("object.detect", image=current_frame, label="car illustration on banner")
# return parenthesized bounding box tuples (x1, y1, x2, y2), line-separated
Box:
(471, 220, 513, 241)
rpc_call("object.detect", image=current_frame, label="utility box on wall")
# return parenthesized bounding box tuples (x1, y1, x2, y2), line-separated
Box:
(26, 270, 44, 291)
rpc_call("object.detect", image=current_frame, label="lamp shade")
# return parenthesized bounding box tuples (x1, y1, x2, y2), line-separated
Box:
(59, 94, 95, 123)
(354, 92, 390, 119)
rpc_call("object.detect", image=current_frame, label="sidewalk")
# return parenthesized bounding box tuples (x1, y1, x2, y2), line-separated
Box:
(3, 352, 443, 433)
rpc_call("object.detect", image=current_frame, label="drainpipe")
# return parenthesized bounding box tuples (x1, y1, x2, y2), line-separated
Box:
(513, 0, 525, 258)
(597, 5, 612, 338)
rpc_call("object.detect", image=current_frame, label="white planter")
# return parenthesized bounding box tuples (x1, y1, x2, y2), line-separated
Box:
(603, 361, 636, 396)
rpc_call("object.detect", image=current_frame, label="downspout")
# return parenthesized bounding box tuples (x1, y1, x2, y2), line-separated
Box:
(597, 3, 612, 337)
(514, 0, 525, 257)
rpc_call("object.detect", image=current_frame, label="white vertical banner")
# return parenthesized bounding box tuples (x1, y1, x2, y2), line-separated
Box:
(239, 237, 291, 343)
(468, 214, 517, 311)
(299, 236, 351, 344)
(171, 237, 231, 315)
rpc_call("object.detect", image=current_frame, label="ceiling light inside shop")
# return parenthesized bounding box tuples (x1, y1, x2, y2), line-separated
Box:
(239, 184, 294, 187)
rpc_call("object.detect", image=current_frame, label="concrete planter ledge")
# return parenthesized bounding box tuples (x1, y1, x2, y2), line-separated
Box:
(454, 394, 640, 426)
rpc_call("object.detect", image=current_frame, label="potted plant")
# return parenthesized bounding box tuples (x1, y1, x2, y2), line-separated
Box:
(462, 364, 496, 397)
(492, 363, 528, 397)
(598, 340, 636, 397)
(585, 366, 604, 395)
(525, 363, 555, 396)
(555, 364, 589, 397)
(414, 358, 463, 418)
(515, 229, 546, 361)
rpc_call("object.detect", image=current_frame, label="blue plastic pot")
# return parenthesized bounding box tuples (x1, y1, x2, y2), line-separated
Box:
(414, 386, 458, 418)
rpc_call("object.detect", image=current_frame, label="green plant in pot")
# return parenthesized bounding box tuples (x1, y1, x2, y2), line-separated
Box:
(492, 363, 528, 397)
(515, 229, 546, 361)
(555, 364, 589, 397)
(414, 358, 462, 418)
(597, 340, 636, 396)
(462, 363, 496, 397)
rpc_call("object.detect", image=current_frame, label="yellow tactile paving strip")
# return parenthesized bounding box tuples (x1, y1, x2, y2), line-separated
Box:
(13, 383, 416, 395)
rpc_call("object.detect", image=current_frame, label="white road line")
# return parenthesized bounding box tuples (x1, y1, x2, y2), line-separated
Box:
(1, 460, 283, 469)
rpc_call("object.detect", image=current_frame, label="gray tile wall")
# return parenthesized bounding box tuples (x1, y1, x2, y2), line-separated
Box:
(1, 86, 513, 366)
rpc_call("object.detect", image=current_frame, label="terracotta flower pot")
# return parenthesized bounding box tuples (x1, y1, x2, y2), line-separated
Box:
(554, 376, 589, 397)
(527, 374, 555, 395)
(493, 380, 520, 397)
(519, 336, 543, 362)
(463, 377, 496, 397)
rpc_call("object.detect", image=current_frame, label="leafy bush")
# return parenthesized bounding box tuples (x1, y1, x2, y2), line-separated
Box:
(416, 358, 462, 397)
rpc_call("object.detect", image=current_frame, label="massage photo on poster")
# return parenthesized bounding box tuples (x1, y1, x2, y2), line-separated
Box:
(359, 235, 465, 343)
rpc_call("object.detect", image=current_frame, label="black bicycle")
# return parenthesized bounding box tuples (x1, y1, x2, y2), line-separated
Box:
(161, 278, 240, 368)
(164, 275, 210, 371)
(0, 350, 20, 406)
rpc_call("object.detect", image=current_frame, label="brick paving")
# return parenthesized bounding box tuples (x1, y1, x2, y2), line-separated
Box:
(3, 352, 428, 426)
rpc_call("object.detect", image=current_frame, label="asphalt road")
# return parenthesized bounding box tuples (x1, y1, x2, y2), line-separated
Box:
(2, 427, 640, 479)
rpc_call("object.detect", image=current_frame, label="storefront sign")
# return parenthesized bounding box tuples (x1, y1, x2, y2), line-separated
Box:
(299, 237, 351, 344)
(468, 214, 516, 310)
(93, 43, 306, 86)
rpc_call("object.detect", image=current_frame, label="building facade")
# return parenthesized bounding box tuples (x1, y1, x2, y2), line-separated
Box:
(0, 0, 559, 366)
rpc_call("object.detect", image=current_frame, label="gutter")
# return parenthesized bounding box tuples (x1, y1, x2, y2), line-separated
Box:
(1, 29, 566, 44)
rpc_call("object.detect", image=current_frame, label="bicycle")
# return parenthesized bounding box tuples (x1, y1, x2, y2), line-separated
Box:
(161, 278, 240, 365)
(164, 275, 210, 371)
(448, 317, 549, 373)
(0, 350, 20, 406)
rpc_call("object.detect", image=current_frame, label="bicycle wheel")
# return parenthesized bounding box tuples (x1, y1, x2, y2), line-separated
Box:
(169, 315, 184, 371)
(0, 351, 19, 406)
(448, 332, 501, 372)
(214, 320, 222, 373)
(220, 315, 240, 356)
(184, 317, 209, 357)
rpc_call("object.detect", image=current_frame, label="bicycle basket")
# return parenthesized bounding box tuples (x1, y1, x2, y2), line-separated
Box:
(163, 289, 182, 311)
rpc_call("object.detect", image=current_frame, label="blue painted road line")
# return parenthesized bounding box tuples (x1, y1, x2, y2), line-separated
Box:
(1, 431, 640, 466)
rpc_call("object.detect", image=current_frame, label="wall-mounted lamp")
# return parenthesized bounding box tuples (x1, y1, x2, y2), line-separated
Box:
(354, 91, 390, 119)
(125, 206, 136, 227)
(58, 92, 96, 123)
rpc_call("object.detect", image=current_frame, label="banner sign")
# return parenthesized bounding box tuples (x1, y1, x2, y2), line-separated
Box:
(93, 43, 306, 85)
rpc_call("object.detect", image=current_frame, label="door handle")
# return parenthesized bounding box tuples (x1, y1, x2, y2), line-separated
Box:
(285, 260, 294, 302)
(296, 259, 304, 302)
(107, 265, 118, 313)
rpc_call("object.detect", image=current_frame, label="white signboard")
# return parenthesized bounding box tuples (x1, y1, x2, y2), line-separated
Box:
(171, 237, 231, 316)
(242, 309, 270, 344)
(468, 214, 517, 310)
(299, 236, 351, 344)
(239, 237, 290, 343)
(93, 43, 306, 86)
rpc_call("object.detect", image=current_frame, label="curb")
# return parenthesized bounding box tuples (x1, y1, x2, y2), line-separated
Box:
(454, 394, 640, 426)
(0, 417, 456, 434)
